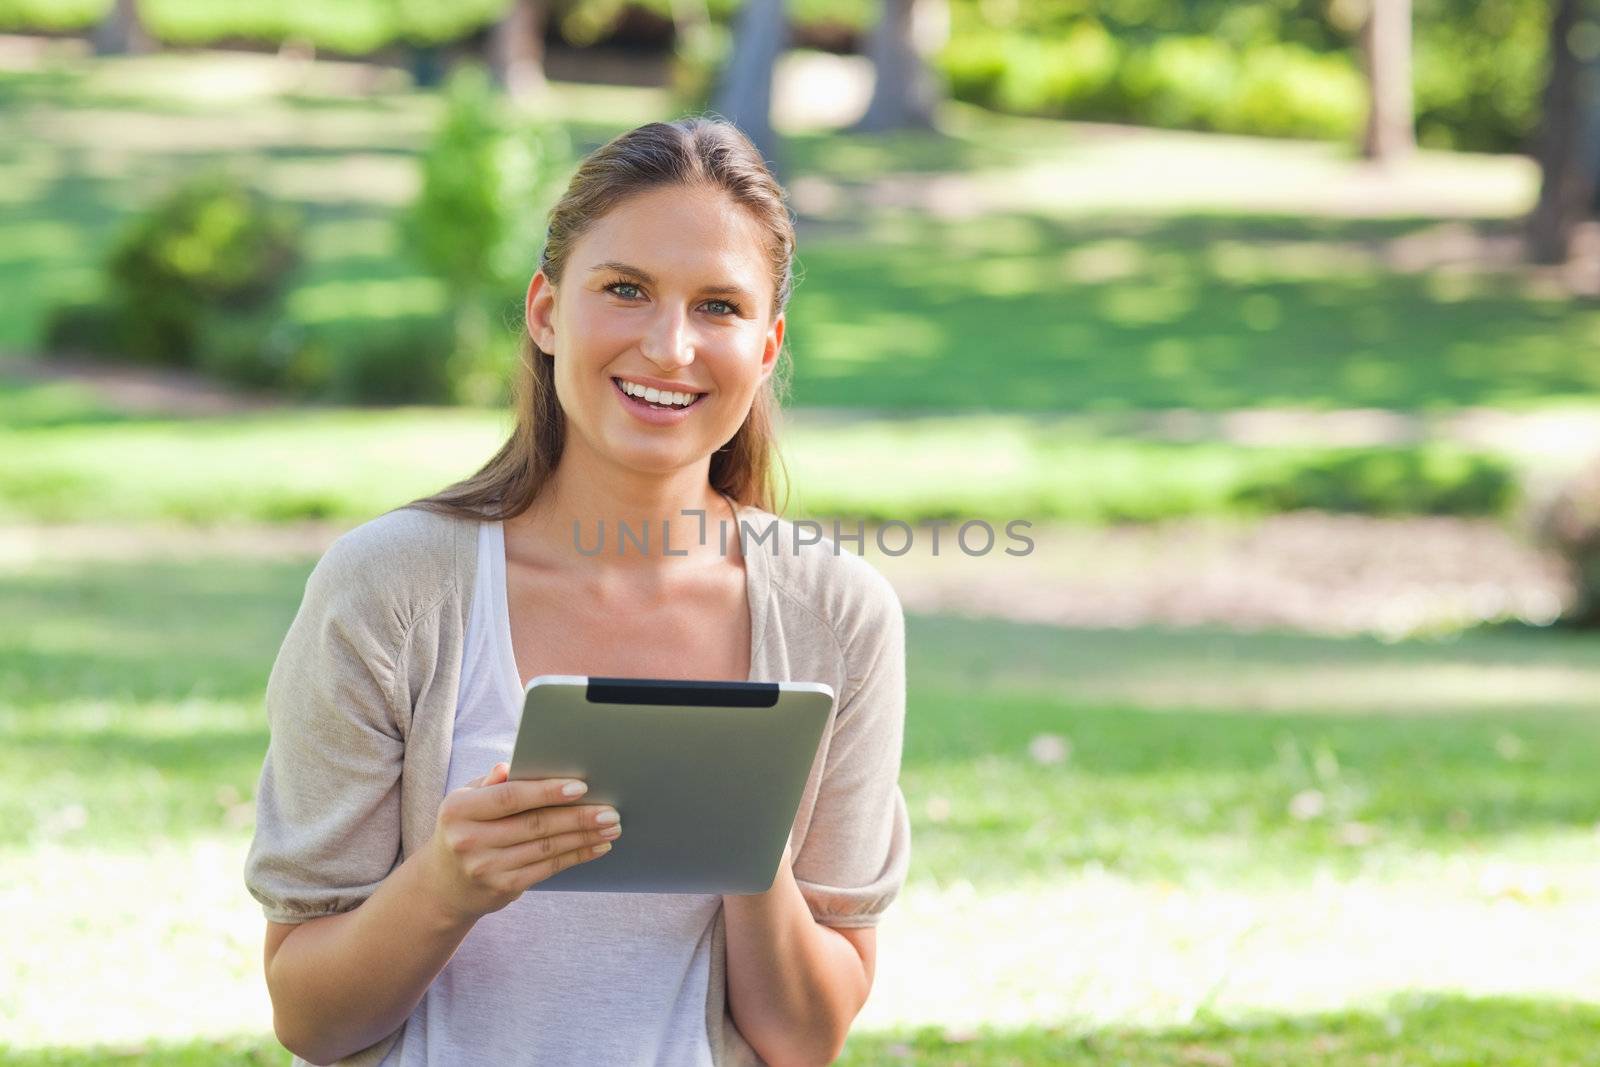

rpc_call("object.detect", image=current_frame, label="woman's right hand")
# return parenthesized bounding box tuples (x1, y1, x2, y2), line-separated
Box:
(421, 762, 622, 924)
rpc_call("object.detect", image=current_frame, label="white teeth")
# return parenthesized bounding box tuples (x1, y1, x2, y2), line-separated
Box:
(618, 378, 699, 407)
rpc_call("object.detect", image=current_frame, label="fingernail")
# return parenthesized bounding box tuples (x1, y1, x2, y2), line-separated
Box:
(562, 781, 588, 797)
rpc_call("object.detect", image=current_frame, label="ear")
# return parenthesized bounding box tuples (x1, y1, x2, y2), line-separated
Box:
(526, 271, 557, 353)
(758, 312, 784, 386)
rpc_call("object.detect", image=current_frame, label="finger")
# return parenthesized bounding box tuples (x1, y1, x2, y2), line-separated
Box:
(492, 824, 619, 870)
(474, 803, 615, 848)
(453, 777, 587, 822)
(454, 762, 508, 793)
(506, 837, 614, 890)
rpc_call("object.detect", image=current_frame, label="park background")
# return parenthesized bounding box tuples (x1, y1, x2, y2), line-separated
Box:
(3, 0, 1600, 1063)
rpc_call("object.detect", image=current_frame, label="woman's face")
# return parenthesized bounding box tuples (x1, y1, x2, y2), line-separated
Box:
(526, 182, 783, 477)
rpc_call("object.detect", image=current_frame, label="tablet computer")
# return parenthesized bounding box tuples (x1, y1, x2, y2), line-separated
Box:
(508, 675, 835, 895)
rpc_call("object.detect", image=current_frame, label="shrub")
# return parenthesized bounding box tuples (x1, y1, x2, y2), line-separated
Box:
(1117, 35, 1240, 131)
(318, 316, 457, 406)
(1533, 459, 1600, 627)
(401, 63, 566, 402)
(194, 310, 322, 394)
(1219, 42, 1364, 139)
(104, 170, 302, 367)
(41, 299, 123, 360)
(939, 32, 1009, 109)
(938, 30, 1363, 142)
(1231, 447, 1518, 517)
(995, 21, 1120, 118)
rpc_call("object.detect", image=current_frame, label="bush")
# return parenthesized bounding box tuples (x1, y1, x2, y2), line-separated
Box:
(315, 316, 457, 406)
(401, 62, 565, 402)
(194, 310, 323, 394)
(41, 299, 123, 360)
(1534, 459, 1600, 627)
(939, 32, 1010, 109)
(1118, 35, 1241, 130)
(104, 170, 303, 367)
(1231, 447, 1518, 516)
(938, 30, 1364, 142)
(1217, 43, 1364, 139)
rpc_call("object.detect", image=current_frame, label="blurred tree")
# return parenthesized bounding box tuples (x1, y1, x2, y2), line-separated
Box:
(711, 0, 787, 178)
(669, 0, 715, 55)
(402, 64, 565, 402)
(852, 0, 949, 132)
(1358, 0, 1415, 160)
(489, 0, 548, 98)
(90, 0, 151, 55)
(1527, 0, 1600, 263)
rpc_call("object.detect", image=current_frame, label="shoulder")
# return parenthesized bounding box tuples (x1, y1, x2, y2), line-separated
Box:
(743, 509, 904, 660)
(302, 504, 476, 639)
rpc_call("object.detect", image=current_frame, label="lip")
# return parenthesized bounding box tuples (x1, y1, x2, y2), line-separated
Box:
(611, 376, 707, 426)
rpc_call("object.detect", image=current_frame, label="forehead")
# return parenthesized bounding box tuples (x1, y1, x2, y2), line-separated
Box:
(570, 183, 773, 287)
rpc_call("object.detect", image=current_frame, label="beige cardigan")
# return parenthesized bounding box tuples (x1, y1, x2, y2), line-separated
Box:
(244, 501, 912, 1066)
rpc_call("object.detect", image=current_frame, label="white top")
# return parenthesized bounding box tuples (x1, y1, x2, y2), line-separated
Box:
(378, 519, 720, 1066)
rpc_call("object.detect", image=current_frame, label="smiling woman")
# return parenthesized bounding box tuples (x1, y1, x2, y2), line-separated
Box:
(523, 183, 782, 456)
(243, 116, 912, 1067)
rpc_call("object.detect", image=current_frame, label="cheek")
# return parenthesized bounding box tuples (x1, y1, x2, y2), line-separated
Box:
(566, 308, 628, 357)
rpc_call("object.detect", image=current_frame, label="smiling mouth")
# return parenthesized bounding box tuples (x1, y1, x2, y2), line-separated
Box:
(611, 377, 708, 411)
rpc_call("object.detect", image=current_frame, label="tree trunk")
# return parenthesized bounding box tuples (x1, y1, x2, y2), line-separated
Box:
(853, 0, 947, 133)
(1527, 0, 1600, 264)
(489, 0, 547, 100)
(710, 0, 788, 179)
(1359, 0, 1415, 161)
(90, 0, 152, 56)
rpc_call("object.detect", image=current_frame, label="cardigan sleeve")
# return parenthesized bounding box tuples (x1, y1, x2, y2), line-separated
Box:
(791, 562, 913, 928)
(244, 531, 411, 925)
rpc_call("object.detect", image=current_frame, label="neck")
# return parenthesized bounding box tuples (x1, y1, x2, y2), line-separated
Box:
(509, 454, 743, 573)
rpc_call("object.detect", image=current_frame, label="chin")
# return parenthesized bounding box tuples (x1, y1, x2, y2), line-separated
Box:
(606, 440, 710, 475)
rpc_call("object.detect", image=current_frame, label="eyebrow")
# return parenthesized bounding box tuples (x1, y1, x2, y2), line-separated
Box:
(588, 260, 755, 300)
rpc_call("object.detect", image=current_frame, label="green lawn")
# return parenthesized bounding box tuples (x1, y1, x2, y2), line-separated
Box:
(0, 377, 1529, 524)
(8, 994, 1600, 1065)
(4, 551, 1600, 1060)
(3, 52, 1598, 415)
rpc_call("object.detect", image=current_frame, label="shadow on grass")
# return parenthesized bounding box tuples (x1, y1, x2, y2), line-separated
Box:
(901, 614, 1600, 883)
(0, 557, 309, 709)
(840, 993, 1600, 1065)
(788, 212, 1600, 413)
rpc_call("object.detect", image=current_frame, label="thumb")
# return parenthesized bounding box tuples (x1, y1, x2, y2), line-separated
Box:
(461, 762, 509, 790)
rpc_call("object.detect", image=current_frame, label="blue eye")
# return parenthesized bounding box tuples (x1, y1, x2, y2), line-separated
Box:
(604, 280, 742, 317)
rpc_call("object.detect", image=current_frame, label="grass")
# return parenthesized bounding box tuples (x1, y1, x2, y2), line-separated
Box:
(841, 995, 1600, 1065)
(0, 378, 1527, 523)
(3, 53, 1599, 416)
(12, 558, 1599, 877)
(790, 212, 1600, 413)
(4, 550, 1600, 1059)
(6, 994, 1600, 1065)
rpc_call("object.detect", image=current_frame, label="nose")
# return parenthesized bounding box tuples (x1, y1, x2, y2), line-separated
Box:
(639, 304, 695, 371)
